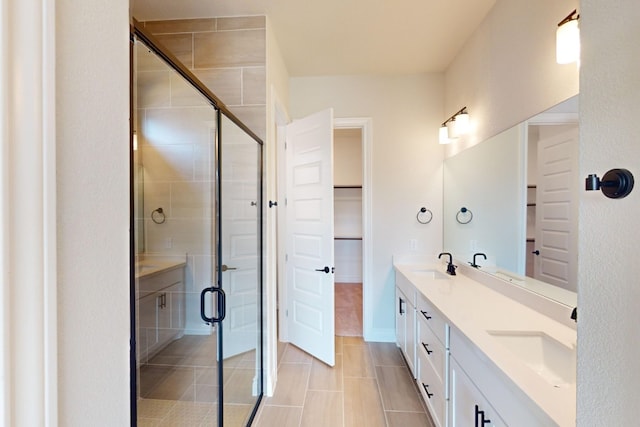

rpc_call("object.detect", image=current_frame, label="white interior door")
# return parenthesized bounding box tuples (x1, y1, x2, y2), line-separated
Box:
(285, 108, 335, 366)
(534, 125, 579, 291)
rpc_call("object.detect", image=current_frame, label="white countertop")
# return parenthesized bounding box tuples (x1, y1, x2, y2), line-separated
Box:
(394, 261, 576, 426)
(135, 255, 186, 279)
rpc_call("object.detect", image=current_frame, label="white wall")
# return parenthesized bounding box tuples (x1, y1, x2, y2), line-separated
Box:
(444, 0, 579, 157)
(290, 74, 444, 340)
(57, 0, 130, 424)
(265, 19, 290, 394)
(578, 0, 640, 423)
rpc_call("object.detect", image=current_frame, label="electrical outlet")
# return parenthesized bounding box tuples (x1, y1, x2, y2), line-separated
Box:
(164, 237, 173, 249)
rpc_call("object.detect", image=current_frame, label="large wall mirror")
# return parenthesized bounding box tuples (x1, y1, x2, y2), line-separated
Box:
(443, 95, 579, 307)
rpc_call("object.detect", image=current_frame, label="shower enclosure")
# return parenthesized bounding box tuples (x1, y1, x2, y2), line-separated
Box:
(130, 22, 263, 426)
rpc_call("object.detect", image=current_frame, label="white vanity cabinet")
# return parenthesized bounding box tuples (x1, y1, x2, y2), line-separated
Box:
(416, 293, 449, 427)
(450, 357, 506, 427)
(449, 327, 555, 427)
(395, 272, 417, 377)
(137, 265, 186, 363)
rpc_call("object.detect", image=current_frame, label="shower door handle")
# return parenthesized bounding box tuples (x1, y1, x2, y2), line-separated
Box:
(200, 286, 226, 325)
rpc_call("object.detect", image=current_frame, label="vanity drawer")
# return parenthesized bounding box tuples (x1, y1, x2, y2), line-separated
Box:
(417, 293, 447, 346)
(418, 317, 447, 384)
(418, 349, 446, 427)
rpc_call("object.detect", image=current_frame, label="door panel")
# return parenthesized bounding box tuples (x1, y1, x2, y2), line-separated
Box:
(286, 108, 335, 366)
(534, 125, 579, 291)
(219, 113, 262, 422)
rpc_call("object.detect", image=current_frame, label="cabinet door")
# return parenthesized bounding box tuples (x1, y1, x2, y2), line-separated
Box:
(138, 293, 160, 361)
(167, 282, 185, 335)
(450, 358, 507, 427)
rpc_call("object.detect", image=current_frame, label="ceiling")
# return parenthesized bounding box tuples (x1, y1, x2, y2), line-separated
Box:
(132, 0, 497, 77)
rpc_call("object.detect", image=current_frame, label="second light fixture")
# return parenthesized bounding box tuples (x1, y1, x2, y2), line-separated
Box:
(439, 107, 470, 144)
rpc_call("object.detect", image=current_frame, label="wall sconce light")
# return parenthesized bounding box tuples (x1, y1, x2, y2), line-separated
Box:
(439, 107, 470, 144)
(556, 9, 580, 64)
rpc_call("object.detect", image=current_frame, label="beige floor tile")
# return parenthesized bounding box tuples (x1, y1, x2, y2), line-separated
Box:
(145, 367, 196, 400)
(137, 398, 176, 420)
(300, 390, 343, 427)
(255, 405, 303, 427)
(222, 404, 254, 426)
(344, 377, 386, 427)
(159, 401, 211, 426)
(342, 336, 365, 346)
(137, 418, 162, 427)
(264, 363, 310, 406)
(369, 342, 405, 367)
(343, 343, 375, 378)
(335, 336, 343, 355)
(281, 343, 313, 364)
(376, 366, 425, 412)
(224, 368, 261, 404)
(308, 354, 343, 391)
(386, 410, 435, 427)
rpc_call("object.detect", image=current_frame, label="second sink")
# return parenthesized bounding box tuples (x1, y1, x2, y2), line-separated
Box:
(487, 330, 576, 388)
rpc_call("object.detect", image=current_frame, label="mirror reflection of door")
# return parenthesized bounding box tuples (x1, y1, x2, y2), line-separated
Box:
(526, 124, 579, 292)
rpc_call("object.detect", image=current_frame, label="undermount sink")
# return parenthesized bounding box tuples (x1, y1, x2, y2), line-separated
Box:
(409, 269, 450, 280)
(487, 330, 576, 388)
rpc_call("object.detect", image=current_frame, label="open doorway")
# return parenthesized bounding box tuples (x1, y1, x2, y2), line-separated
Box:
(275, 114, 372, 363)
(333, 128, 363, 336)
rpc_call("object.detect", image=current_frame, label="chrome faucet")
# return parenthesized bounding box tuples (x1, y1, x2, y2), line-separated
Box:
(438, 252, 457, 276)
(469, 252, 487, 268)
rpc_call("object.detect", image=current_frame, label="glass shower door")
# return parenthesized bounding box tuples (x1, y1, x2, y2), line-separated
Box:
(132, 27, 263, 426)
(217, 113, 263, 425)
(133, 36, 219, 425)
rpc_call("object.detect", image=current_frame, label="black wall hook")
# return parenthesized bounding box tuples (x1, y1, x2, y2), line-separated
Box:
(585, 168, 634, 199)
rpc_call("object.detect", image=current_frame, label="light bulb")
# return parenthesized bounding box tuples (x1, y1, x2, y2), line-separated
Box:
(455, 112, 470, 135)
(439, 126, 450, 144)
(556, 18, 580, 64)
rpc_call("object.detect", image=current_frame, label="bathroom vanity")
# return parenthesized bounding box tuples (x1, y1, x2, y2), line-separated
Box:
(135, 256, 187, 364)
(394, 261, 576, 427)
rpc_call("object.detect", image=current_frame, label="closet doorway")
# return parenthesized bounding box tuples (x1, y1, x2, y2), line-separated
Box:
(333, 128, 363, 337)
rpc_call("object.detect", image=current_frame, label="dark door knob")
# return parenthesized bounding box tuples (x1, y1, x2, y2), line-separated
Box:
(315, 266, 330, 273)
(532, 250, 540, 256)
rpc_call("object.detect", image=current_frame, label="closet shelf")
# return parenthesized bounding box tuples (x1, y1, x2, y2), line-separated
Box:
(334, 237, 363, 241)
(334, 185, 362, 189)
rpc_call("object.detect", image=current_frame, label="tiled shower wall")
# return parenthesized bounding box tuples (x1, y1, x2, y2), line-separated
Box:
(144, 16, 267, 140)
(137, 16, 266, 334)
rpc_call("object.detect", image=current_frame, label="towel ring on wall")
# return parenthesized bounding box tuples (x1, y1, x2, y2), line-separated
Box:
(416, 207, 433, 224)
(456, 207, 473, 224)
(151, 207, 166, 224)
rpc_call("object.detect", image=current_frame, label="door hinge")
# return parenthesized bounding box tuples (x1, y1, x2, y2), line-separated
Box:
(284, 141, 287, 150)
(286, 309, 289, 317)
(285, 254, 288, 262)
(285, 197, 288, 206)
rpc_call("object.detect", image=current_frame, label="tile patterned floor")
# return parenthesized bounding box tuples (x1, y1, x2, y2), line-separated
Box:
(137, 334, 259, 426)
(254, 337, 435, 427)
